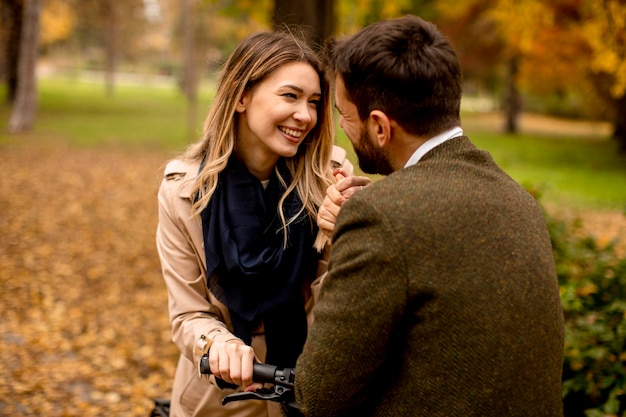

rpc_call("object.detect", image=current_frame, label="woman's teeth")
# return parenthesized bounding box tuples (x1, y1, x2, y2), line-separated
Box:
(279, 127, 302, 138)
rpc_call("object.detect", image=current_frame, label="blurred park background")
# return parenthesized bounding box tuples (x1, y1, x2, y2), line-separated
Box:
(1, 0, 625, 416)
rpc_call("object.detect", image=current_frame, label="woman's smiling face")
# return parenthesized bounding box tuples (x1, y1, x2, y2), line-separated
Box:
(235, 61, 321, 178)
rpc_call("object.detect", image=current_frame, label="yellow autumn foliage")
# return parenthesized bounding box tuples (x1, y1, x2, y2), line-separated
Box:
(435, 0, 626, 100)
(225, 0, 272, 28)
(379, 0, 412, 20)
(488, 0, 554, 55)
(40, 0, 76, 45)
(434, 0, 479, 20)
(338, 0, 413, 34)
(582, 0, 626, 98)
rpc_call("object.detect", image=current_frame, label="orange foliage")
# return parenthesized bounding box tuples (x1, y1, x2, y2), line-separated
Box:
(40, 0, 76, 45)
(436, 0, 626, 105)
(582, 0, 626, 98)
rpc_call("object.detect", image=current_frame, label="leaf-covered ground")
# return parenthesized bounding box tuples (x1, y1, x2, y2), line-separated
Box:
(0, 139, 179, 416)
(1, 139, 624, 416)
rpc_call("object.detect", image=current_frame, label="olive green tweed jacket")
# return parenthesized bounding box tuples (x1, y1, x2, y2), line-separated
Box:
(295, 136, 564, 417)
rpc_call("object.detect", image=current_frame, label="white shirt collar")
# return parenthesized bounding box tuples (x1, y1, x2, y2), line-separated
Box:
(404, 126, 464, 168)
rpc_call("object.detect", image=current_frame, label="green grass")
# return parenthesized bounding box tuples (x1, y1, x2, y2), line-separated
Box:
(0, 77, 214, 151)
(335, 124, 626, 211)
(2, 78, 625, 211)
(469, 130, 625, 210)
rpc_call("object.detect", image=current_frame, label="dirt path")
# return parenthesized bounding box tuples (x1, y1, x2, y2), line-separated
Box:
(462, 111, 613, 138)
(548, 204, 626, 257)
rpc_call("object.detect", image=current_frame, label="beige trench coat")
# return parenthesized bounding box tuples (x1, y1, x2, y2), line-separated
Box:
(156, 146, 353, 417)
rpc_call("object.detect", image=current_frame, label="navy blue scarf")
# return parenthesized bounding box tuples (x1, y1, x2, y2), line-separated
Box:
(200, 156, 318, 368)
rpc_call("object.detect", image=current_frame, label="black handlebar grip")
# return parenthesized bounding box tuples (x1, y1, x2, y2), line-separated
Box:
(252, 363, 278, 383)
(199, 354, 211, 374)
(198, 354, 295, 388)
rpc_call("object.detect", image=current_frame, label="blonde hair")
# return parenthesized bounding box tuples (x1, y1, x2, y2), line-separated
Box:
(184, 31, 335, 249)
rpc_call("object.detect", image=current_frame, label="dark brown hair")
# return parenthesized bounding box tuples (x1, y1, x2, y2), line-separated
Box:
(325, 15, 462, 138)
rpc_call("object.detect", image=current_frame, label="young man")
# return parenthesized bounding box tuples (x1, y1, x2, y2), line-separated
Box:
(295, 15, 564, 416)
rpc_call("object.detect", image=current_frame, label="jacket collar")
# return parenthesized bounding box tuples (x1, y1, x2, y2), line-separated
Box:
(163, 159, 201, 200)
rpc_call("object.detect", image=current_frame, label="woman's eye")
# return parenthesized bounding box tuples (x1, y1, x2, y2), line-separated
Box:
(283, 93, 297, 100)
(309, 99, 320, 108)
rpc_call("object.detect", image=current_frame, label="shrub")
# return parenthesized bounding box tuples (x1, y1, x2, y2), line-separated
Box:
(547, 208, 626, 416)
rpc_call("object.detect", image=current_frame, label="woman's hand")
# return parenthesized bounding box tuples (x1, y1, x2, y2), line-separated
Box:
(208, 339, 257, 388)
(317, 169, 372, 238)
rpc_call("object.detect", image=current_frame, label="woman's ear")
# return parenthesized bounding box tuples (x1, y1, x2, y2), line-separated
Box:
(368, 110, 392, 147)
(235, 92, 250, 113)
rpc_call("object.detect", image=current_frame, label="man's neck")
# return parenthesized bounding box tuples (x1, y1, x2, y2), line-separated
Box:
(402, 126, 464, 168)
(386, 125, 430, 171)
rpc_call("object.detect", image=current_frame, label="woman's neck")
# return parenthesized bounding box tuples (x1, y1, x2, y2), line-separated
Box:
(233, 145, 279, 181)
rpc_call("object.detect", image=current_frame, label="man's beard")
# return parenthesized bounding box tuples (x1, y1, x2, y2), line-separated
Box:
(353, 125, 394, 175)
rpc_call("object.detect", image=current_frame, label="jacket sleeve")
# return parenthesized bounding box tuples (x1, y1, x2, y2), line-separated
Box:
(331, 145, 354, 176)
(156, 167, 240, 366)
(295, 196, 407, 416)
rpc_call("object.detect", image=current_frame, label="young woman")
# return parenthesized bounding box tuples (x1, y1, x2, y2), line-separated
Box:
(156, 31, 352, 417)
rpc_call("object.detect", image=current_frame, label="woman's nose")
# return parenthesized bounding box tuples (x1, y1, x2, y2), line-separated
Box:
(294, 102, 314, 124)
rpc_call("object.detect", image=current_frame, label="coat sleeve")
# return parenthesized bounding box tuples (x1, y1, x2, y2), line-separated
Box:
(295, 196, 408, 416)
(156, 169, 239, 366)
(331, 145, 354, 176)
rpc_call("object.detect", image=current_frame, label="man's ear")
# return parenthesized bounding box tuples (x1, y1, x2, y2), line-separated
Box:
(235, 92, 250, 113)
(368, 110, 392, 147)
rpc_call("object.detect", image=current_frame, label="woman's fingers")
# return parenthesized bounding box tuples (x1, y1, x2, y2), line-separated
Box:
(317, 214, 336, 238)
(239, 346, 256, 387)
(317, 176, 372, 237)
(208, 340, 255, 386)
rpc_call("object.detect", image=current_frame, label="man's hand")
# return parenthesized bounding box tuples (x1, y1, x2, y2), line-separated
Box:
(317, 169, 372, 238)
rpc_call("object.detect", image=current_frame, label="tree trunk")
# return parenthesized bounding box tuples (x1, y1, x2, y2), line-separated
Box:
(272, 0, 334, 50)
(181, 0, 199, 139)
(104, 0, 117, 96)
(1, 0, 24, 104)
(503, 55, 520, 134)
(587, 71, 626, 155)
(8, 0, 40, 133)
(613, 94, 626, 154)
